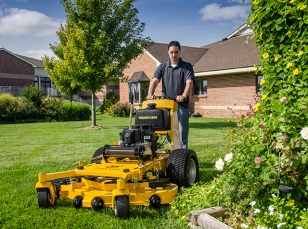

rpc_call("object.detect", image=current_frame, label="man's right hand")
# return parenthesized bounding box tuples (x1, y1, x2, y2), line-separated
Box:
(146, 95, 154, 100)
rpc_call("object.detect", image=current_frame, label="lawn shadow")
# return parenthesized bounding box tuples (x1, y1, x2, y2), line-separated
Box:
(198, 161, 223, 184)
(190, 121, 236, 130)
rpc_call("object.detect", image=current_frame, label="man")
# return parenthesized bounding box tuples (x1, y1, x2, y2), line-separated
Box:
(146, 41, 195, 149)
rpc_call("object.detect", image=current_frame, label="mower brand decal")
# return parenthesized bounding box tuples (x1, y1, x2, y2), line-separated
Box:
(138, 116, 158, 119)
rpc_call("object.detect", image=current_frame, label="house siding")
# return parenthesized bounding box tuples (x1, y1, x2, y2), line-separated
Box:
(191, 73, 257, 118)
(0, 50, 34, 87)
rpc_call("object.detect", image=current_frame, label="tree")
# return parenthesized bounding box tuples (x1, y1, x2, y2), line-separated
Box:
(44, 0, 151, 126)
(44, 24, 82, 103)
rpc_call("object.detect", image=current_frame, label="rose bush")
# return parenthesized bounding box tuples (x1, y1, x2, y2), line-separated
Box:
(174, 0, 308, 228)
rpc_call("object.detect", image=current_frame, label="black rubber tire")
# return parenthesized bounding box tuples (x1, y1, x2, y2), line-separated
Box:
(166, 148, 199, 188)
(38, 188, 56, 208)
(91, 147, 105, 163)
(114, 195, 129, 218)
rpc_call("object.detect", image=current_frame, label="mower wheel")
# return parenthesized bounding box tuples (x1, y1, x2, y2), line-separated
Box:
(38, 188, 56, 208)
(114, 195, 129, 218)
(91, 147, 105, 163)
(166, 148, 199, 188)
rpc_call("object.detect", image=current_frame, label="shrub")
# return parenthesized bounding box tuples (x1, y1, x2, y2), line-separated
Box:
(98, 93, 118, 115)
(193, 1, 308, 228)
(0, 93, 16, 121)
(58, 103, 91, 121)
(109, 101, 131, 117)
(21, 85, 45, 108)
(41, 97, 64, 121)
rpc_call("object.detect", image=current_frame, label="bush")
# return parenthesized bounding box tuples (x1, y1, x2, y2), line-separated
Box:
(200, 1, 308, 228)
(108, 101, 131, 117)
(58, 103, 91, 121)
(98, 93, 118, 115)
(21, 85, 45, 108)
(41, 97, 64, 121)
(0, 93, 16, 121)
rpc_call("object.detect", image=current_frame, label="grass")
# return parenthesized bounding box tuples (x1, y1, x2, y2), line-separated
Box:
(0, 115, 235, 229)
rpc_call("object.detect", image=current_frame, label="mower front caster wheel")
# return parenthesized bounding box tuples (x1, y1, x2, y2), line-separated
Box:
(114, 195, 129, 218)
(37, 188, 56, 208)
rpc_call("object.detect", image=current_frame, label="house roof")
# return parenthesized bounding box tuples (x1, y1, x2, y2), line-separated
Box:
(0, 47, 38, 67)
(146, 43, 208, 65)
(146, 24, 260, 75)
(127, 71, 150, 83)
(17, 55, 45, 68)
(193, 34, 260, 73)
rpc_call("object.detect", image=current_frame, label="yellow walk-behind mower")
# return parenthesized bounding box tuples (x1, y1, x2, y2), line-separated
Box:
(35, 97, 199, 218)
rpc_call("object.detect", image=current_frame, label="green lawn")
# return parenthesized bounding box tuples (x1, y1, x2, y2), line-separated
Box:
(0, 115, 235, 229)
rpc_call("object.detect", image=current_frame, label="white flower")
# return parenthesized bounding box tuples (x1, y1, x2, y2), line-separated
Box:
(279, 214, 283, 220)
(268, 205, 274, 211)
(224, 152, 233, 162)
(277, 222, 286, 228)
(272, 194, 276, 198)
(269, 211, 274, 216)
(275, 143, 284, 149)
(215, 158, 224, 171)
(257, 226, 267, 229)
(254, 208, 261, 214)
(249, 201, 256, 206)
(241, 223, 249, 228)
(300, 127, 308, 140)
(296, 227, 304, 229)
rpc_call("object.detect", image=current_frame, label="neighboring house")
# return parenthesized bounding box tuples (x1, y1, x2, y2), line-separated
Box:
(120, 24, 261, 118)
(0, 47, 51, 95)
(0, 47, 115, 104)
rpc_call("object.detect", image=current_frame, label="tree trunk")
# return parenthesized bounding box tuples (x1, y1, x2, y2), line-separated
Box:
(91, 92, 96, 127)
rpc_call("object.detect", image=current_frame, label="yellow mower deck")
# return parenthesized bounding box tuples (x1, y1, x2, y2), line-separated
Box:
(35, 98, 199, 218)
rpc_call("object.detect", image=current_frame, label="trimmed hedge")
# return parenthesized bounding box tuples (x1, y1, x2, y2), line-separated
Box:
(0, 93, 91, 123)
(58, 103, 91, 121)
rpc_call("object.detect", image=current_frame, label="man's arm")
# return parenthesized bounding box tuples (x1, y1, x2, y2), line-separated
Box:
(146, 78, 160, 99)
(176, 79, 193, 102)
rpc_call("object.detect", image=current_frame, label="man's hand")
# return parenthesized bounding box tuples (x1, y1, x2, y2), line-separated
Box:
(146, 95, 154, 100)
(176, 95, 185, 103)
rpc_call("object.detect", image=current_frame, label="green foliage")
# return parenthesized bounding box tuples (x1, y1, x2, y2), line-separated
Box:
(41, 97, 64, 120)
(98, 93, 118, 115)
(243, 195, 308, 228)
(108, 101, 130, 117)
(44, 0, 152, 126)
(0, 93, 16, 121)
(198, 0, 308, 227)
(20, 85, 45, 107)
(58, 103, 91, 121)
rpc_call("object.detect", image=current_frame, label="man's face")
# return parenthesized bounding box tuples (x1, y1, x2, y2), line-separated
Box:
(168, 45, 180, 64)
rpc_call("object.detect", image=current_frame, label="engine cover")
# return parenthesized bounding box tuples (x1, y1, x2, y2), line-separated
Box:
(134, 106, 170, 131)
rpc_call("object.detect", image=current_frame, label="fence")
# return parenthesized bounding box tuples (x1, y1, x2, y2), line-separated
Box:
(0, 86, 22, 96)
(1, 86, 91, 105)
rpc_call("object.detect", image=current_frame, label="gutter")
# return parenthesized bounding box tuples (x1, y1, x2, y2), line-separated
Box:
(195, 67, 257, 77)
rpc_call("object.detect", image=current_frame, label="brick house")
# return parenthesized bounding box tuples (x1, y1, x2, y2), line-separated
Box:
(0, 47, 109, 103)
(120, 24, 261, 118)
(0, 47, 50, 95)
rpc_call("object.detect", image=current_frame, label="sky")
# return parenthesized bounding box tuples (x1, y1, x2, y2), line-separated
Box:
(0, 0, 251, 60)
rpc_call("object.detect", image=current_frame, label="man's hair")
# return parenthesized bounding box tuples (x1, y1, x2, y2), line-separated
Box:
(168, 41, 181, 51)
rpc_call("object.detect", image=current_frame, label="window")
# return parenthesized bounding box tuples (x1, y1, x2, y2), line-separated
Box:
(128, 82, 149, 104)
(256, 75, 263, 93)
(193, 79, 207, 96)
(34, 76, 51, 90)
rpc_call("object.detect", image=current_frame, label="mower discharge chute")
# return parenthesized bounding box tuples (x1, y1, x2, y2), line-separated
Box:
(35, 98, 199, 217)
